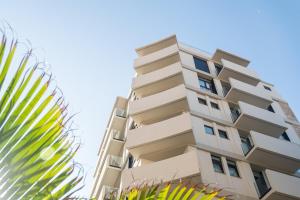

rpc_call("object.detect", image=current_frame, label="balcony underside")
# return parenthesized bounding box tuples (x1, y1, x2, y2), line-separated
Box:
(219, 67, 260, 86)
(131, 99, 188, 124)
(261, 170, 300, 200)
(235, 114, 287, 138)
(226, 88, 272, 109)
(121, 150, 201, 189)
(134, 72, 184, 98)
(108, 139, 124, 156)
(247, 147, 300, 175)
(101, 166, 121, 188)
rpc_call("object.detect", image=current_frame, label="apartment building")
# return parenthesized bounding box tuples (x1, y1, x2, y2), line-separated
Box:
(91, 35, 300, 200)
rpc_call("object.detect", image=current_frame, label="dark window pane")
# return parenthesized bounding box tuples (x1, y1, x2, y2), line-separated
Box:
(211, 155, 224, 173)
(198, 98, 207, 105)
(264, 86, 272, 91)
(204, 125, 214, 135)
(267, 105, 275, 113)
(215, 63, 223, 75)
(198, 77, 217, 94)
(227, 160, 240, 177)
(211, 102, 219, 110)
(128, 154, 134, 168)
(218, 130, 228, 139)
(241, 136, 253, 155)
(279, 132, 290, 142)
(194, 57, 210, 73)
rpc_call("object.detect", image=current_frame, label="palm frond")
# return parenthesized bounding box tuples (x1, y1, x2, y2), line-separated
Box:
(0, 32, 83, 199)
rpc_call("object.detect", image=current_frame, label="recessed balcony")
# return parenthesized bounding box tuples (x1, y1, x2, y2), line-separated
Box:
(224, 78, 272, 109)
(100, 155, 123, 187)
(121, 150, 201, 189)
(132, 62, 184, 97)
(134, 46, 180, 75)
(230, 102, 287, 137)
(243, 131, 300, 174)
(254, 170, 300, 200)
(218, 59, 260, 86)
(110, 108, 127, 130)
(126, 113, 195, 159)
(107, 130, 125, 156)
(128, 84, 189, 124)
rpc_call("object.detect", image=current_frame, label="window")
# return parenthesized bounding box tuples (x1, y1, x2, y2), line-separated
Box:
(267, 105, 275, 113)
(279, 132, 290, 142)
(211, 102, 219, 110)
(215, 63, 223, 75)
(240, 136, 253, 155)
(198, 77, 217, 94)
(264, 86, 272, 91)
(211, 155, 224, 173)
(204, 125, 214, 135)
(128, 154, 134, 168)
(227, 160, 240, 177)
(198, 97, 207, 105)
(194, 57, 210, 73)
(218, 130, 228, 139)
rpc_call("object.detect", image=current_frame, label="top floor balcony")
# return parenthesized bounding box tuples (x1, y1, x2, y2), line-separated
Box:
(217, 59, 260, 86)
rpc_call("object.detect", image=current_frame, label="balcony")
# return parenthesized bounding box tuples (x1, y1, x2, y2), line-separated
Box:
(107, 130, 125, 155)
(99, 186, 118, 200)
(99, 155, 123, 187)
(218, 59, 260, 86)
(245, 131, 300, 174)
(121, 150, 201, 188)
(128, 84, 189, 124)
(254, 170, 300, 200)
(134, 46, 180, 75)
(136, 35, 177, 56)
(231, 102, 287, 137)
(110, 108, 127, 131)
(126, 113, 195, 159)
(132, 62, 184, 97)
(212, 49, 250, 67)
(224, 78, 272, 109)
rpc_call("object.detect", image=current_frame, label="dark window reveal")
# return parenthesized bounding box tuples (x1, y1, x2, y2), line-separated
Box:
(218, 130, 228, 139)
(194, 57, 210, 73)
(211, 155, 224, 173)
(198, 77, 217, 94)
(198, 97, 207, 105)
(211, 102, 219, 110)
(204, 125, 214, 135)
(227, 160, 240, 177)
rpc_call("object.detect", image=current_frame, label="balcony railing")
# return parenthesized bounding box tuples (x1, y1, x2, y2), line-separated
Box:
(115, 108, 126, 118)
(107, 155, 123, 168)
(222, 84, 231, 97)
(103, 186, 118, 200)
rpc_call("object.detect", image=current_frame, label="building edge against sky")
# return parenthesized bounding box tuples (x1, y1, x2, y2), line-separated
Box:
(91, 35, 300, 200)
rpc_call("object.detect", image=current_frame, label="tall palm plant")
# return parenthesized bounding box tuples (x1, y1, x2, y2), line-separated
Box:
(0, 32, 83, 199)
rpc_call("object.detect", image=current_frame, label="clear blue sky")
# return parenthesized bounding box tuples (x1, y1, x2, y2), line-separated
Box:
(1, 0, 299, 197)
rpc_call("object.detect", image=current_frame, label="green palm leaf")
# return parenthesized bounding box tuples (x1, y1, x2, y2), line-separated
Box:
(0, 32, 83, 199)
(115, 182, 227, 200)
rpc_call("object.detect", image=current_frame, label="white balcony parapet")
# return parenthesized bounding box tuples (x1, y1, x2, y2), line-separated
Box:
(218, 59, 260, 86)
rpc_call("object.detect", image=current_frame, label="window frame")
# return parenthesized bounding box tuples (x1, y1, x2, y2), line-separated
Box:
(218, 129, 228, 139)
(211, 155, 224, 174)
(211, 102, 220, 110)
(198, 77, 217, 94)
(193, 57, 210, 73)
(198, 97, 207, 105)
(227, 159, 240, 177)
(204, 125, 215, 135)
(263, 86, 272, 91)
